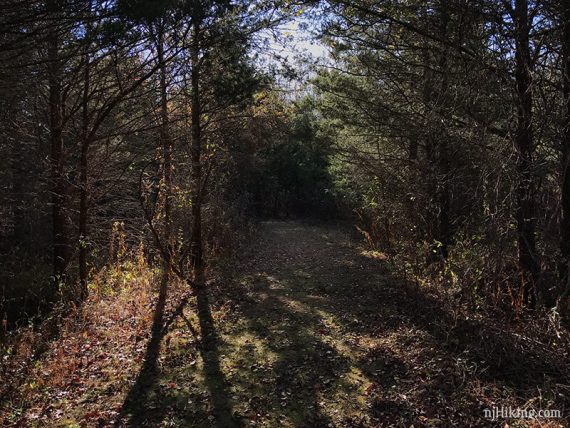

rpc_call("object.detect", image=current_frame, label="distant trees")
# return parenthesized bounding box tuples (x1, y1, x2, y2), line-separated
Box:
(248, 97, 335, 218)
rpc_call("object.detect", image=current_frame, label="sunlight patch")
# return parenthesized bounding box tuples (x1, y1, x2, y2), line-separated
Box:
(360, 250, 388, 261)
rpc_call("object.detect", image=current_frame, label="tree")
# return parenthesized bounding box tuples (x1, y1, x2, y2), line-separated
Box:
(47, 0, 69, 297)
(560, 0, 570, 304)
(511, 0, 540, 304)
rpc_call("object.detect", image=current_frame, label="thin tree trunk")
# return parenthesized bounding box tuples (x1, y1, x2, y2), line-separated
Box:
(514, 0, 539, 304)
(78, 4, 92, 300)
(421, 47, 438, 250)
(157, 23, 172, 290)
(190, 19, 203, 283)
(560, 0, 570, 289)
(422, 5, 451, 261)
(47, 0, 68, 298)
(436, 1, 451, 259)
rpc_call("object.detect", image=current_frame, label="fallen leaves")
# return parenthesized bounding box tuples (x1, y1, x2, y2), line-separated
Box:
(3, 223, 569, 428)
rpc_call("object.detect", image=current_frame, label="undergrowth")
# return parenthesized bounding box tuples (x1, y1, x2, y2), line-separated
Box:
(0, 242, 160, 426)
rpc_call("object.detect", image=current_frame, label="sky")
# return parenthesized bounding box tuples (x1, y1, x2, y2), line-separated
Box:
(254, 13, 330, 87)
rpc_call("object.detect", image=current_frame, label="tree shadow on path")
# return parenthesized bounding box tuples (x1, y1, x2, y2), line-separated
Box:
(192, 285, 236, 427)
(218, 221, 570, 426)
(117, 277, 235, 427)
(117, 274, 169, 427)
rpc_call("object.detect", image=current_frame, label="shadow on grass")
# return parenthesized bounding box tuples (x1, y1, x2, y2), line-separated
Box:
(117, 276, 235, 427)
(116, 221, 568, 426)
(193, 285, 236, 427)
(116, 273, 169, 427)
(209, 271, 354, 426)
(215, 221, 569, 426)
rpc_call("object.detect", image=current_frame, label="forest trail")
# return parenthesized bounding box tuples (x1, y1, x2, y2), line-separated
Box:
(4, 0, 570, 425)
(121, 221, 566, 427)
(7, 222, 566, 427)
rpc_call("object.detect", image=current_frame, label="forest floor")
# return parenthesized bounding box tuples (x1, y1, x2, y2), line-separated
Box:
(2, 221, 570, 427)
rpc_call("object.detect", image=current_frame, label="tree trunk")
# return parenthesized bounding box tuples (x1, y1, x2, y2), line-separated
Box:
(157, 23, 172, 290)
(79, 7, 91, 300)
(47, 0, 68, 298)
(421, 47, 438, 250)
(422, 4, 451, 261)
(561, 0, 570, 287)
(436, 1, 451, 259)
(190, 20, 203, 283)
(514, 0, 539, 304)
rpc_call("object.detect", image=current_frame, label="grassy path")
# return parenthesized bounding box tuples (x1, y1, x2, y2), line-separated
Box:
(122, 221, 568, 427)
(6, 221, 567, 427)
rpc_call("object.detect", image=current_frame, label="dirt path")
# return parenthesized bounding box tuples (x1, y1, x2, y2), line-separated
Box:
(10, 222, 570, 428)
(4, 222, 567, 427)
(117, 221, 566, 427)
